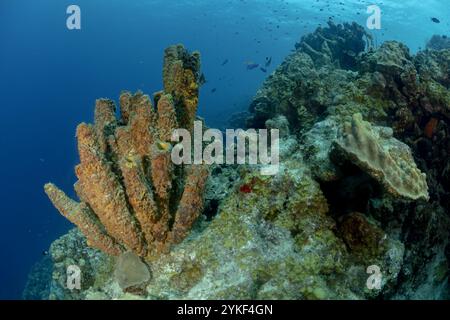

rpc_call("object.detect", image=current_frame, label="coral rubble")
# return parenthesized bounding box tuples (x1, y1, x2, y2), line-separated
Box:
(45, 45, 209, 260)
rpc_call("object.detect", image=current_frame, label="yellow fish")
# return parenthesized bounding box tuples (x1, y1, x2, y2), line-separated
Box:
(157, 141, 171, 152)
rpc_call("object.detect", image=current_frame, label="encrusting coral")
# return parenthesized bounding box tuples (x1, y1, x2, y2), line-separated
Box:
(332, 113, 429, 201)
(45, 45, 209, 259)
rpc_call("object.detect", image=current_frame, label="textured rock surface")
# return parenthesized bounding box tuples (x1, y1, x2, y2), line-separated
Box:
(47, 229, 115, 300)
(245, 21, 450, 299)
(301, 116, 342, 182)
(22, 256, 53, 300)
(42, 157, 404, 300)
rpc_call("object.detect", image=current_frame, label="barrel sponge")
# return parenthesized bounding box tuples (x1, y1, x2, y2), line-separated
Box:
(333, 113, 429, 201)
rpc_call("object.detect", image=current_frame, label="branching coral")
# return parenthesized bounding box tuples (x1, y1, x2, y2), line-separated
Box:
(332, 113, 429, 201)
(45, 45, 209, 259)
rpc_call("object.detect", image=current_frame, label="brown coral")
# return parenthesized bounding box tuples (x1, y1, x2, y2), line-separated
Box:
(45, 45, 209, 259)
(333, 113, 429, 201)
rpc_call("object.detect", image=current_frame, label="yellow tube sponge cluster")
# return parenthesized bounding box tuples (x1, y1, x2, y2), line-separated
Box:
(45, 45, 209, 259)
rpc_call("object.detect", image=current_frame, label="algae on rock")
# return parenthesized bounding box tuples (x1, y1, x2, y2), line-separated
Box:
(62, 153, 405, 300)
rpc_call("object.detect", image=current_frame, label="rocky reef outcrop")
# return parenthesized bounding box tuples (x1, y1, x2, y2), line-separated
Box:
(426, 35, 450, 51)
(29, 22, 450, 300)
(38, 155, 405, 300)
(245, 21, 450, 299)
(247, 21, 376, 132)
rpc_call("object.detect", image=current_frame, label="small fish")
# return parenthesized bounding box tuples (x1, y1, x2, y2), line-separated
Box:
(265, 56, 272, 67)
(260, 67, 267, 73)
(211, 88, 217, 93)
(431, 17, 441, 23)
(42, 250, 49, 256)
(199, 73, 207, 86)
(246, 62, 260, 70)
(345, 50, 356, 57)
(221, 59, 229, 66)
(424, 118, 439, 138)
(157, 141, 171, 151)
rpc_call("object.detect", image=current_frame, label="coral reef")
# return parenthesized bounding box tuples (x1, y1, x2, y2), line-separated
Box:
(300, 117, 342, 181)
(295, 21, 372, 69)
(45, 45, 209, 260)
(246, 21, 450, 299)
(31, 22, 450, 300)
(22, 256, 53, 300)
(426, 35, 450, 51)
(246, 21, 382, 133)
(41, 157, 404, 300)
(47, 228, 115, 300)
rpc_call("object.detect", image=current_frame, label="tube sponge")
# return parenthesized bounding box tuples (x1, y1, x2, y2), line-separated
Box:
(45, 45, 209, 259)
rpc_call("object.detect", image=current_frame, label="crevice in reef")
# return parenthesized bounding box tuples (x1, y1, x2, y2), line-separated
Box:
(320, 162, 383, 218)
(203, 198, 219, 221)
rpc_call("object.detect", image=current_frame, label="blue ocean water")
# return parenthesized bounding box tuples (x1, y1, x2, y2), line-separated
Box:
(0, 0, 449, 299)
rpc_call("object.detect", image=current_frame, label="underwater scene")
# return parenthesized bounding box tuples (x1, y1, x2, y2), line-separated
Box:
(1, 0, 450, 301)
